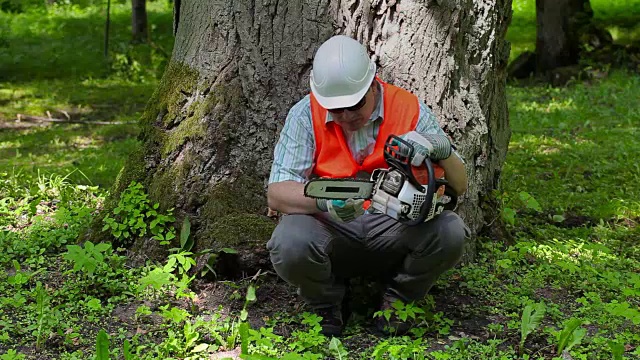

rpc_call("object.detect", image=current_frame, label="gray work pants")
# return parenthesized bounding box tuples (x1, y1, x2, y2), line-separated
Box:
(266, 210, 468, 308)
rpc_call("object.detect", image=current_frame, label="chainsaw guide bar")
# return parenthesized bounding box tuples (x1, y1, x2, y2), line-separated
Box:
(304, 178, 374, 200)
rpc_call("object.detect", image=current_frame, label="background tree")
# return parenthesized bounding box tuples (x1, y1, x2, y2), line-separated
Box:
(535, 0, 594, 72)
(97, 0, 512, 272)
(131, 0, 148, 43)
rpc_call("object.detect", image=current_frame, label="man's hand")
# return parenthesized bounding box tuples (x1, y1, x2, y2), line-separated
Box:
(316, 198, 365, 222)
(398, 131, 452, 165)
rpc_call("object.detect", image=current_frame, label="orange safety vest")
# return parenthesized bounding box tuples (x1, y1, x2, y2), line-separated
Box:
(309, 78, 420, 178)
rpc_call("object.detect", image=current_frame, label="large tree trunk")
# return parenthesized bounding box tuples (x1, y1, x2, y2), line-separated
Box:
(104, 0, 511, 270)
(132, 0, 148, 43)
(535, 0, 593, 72)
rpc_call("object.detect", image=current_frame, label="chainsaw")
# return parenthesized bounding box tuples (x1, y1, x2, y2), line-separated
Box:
(304, 134, 457, 226)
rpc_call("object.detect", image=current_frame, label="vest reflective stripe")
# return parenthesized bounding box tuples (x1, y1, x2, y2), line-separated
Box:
(310, 79, 420, 178)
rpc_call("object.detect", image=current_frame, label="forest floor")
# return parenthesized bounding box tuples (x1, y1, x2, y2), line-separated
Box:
(1, 1, 639, 359)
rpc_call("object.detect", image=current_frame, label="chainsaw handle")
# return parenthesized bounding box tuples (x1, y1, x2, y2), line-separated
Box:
(402, 157, 437, 226)
(383, 135, 426, 191)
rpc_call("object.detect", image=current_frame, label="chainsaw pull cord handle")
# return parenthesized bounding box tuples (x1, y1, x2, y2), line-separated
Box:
(384, 135, 425, 190)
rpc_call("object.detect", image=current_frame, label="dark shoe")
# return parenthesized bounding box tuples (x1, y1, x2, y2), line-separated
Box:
(375, 293, 414, 336)
(314, 305, 344, 337)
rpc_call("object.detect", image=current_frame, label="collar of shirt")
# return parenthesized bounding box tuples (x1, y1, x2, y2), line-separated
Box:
(325, 80, 384, 124)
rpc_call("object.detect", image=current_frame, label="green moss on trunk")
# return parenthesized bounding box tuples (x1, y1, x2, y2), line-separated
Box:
(162, 116, 205, 155)
(207, 214, 275, 246)
(200, 174, 266, 219)
(148, 152, 198, 210)
(141, 61, 200, 128)
(198, 174, 272, 248)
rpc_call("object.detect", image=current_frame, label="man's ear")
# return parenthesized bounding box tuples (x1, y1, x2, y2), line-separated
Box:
(370, 79, 378, 94)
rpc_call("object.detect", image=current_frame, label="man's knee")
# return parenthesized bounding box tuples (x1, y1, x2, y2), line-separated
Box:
(267, 215, 330, 280)
(269, 234, 319, 271)
(435, 211, 467, 262)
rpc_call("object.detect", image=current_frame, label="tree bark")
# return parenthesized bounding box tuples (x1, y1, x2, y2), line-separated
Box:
(132, 0, 148, 43)
(535, 0, 593, 72)
(104, 0, 512, 270)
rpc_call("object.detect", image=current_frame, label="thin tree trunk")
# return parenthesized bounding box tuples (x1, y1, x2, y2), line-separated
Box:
(98, 0, 512, 270)
(132, 0, 148, 43)
(104, 0, 110, 57)
(535, 0, 593, 72)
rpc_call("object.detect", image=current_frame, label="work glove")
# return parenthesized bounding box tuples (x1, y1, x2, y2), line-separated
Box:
(398, 131, 452, 165)
(316, 198, 366, 223)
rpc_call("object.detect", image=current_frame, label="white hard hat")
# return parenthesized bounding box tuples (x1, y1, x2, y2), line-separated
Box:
(310, 35, 376, 109)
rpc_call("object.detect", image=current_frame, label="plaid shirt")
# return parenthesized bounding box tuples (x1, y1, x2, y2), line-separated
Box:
(269, 82, 460, 184)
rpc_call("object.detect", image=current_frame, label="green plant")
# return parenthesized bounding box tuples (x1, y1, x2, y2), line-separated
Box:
(163, 249, 197, 300)
(608, 340, 625, 360)
(287, 312, 326, 354)
(102, 181, 175, 245)
(0, 350, 25, 360)
(135, 304, 153, 321)
(370, 337, 427, 360)
(371, 295, 455, 338)
(556, 318, 587, 355)
(7, 260, 42, 287)
(155, 305, 209, 358)
(138, 266, 173, 293)
(519, 302, 546, 355)
(33, 282, 56, 350)
(606, 301, 640, 325)
(168, 217, 215, 297)
(138, 251, 198, 301)
(160, 305, 191, 324)
(487, 322, 505, 336)
(95, 329, 110, 360)
(246, 326, 285, 357)
(500, 191, 542, 226)
(328, 337, 348, 360)
(373, 299, 432, 336)
(61, 327, 81, 348)
(178, 216, 193, 252)
(151, 285, 260, 358)
(394, 301, 426, 324)
(165, 250, 196, 277)
(123, 339, 134, 360)
(110, 50, 145, 83)
(235, 284, 257, 353)
(62, 241, 112, 277)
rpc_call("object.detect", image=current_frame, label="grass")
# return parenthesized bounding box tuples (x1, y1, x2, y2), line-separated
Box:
(506, 72, 640, 220)
(0, 1, 639, 359)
